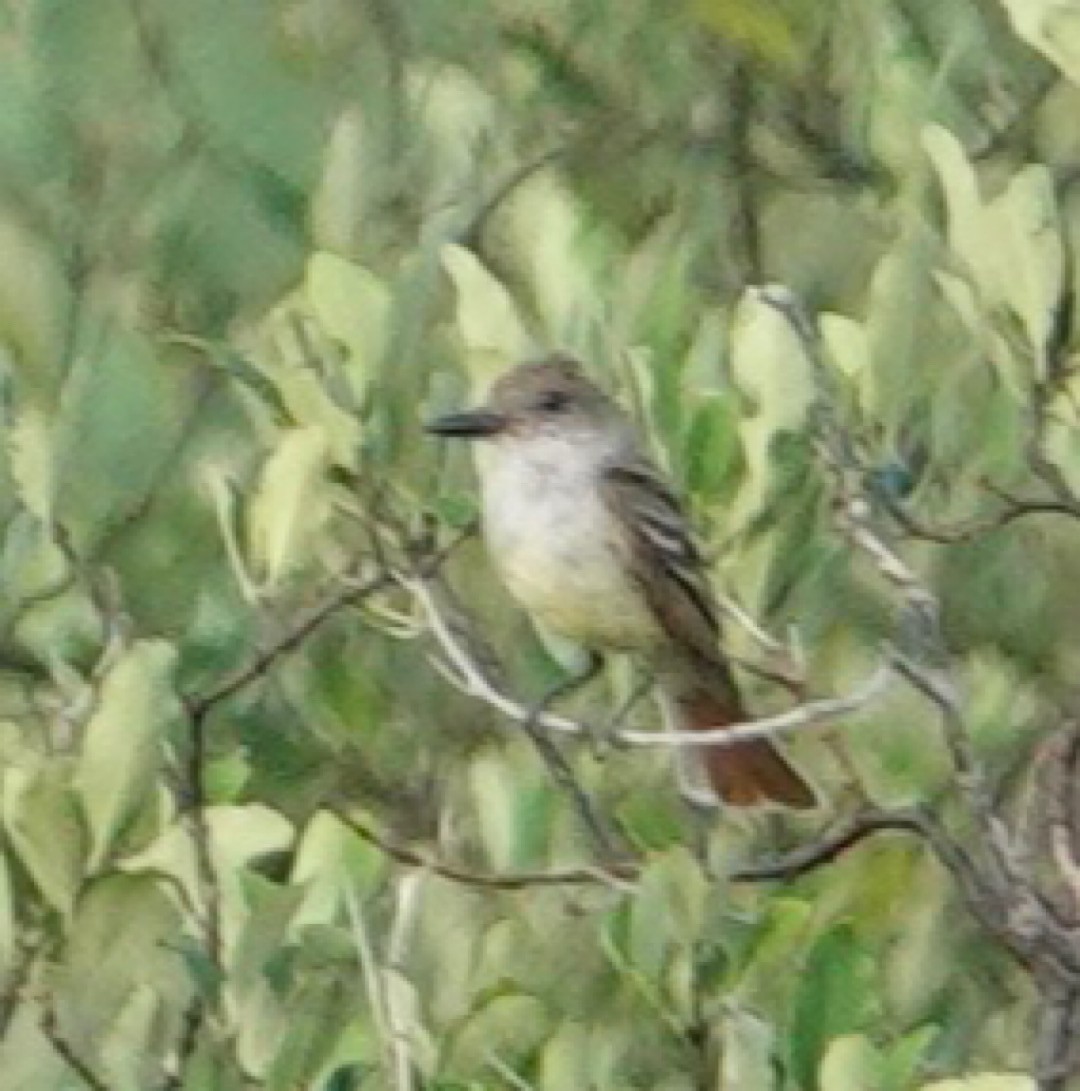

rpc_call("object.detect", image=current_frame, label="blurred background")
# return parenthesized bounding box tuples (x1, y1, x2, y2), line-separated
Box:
(0, 0, 1077, 1088)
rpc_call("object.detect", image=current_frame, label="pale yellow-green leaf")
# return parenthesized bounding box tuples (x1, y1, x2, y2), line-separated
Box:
(0, 213, 71, 400)
(202, 463, 259, 603)
(999, 0, 1080, 85)
(311, 106, 367, 251)
(503, 172, 596, 342)
(1043, 370, 1080, 486)
(289, 809, 385, 929)
(728, 286, 815, 527)
(410, 63, 495, 204)
(721, 1008, 775, 1089)
(819, 1034, 884, 1091)
(469, 752, 521, 870)
(98, 985, 160, 1091)
(919, 1077, 1036, 1091)
(2, 764, 85, 917)
(988, 164, 1063, 365)
(305, 250, 390, 392)
(441, 243, 532, 385)
(75, 639, 178, 871)
(120, 804, 295, 954)
(537, 1020, 591, 1091)
(863, 225, 938, 430)
(820, 313, 869, 382)
(923, 125, 990, 286)
(447, 993, 547, 1073)
(256, 315, 363, 466)
(6, 406, 54, 522)
(933, 271, 1022, 397)
(924, 125, 1063, 368)
(247, 426, 332, 588)
(627, 849, 709, 1004)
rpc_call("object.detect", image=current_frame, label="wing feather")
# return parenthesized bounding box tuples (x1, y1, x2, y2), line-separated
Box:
(599, 458, 720, 664)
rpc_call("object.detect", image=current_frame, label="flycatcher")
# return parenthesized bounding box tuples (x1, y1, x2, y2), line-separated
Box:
(427, 355, 815, 809)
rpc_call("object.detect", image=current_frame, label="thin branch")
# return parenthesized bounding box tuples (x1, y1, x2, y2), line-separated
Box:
(184, 572, 393, 719)
(328, 807, 636, 892)
(883, 488, 1080, 545)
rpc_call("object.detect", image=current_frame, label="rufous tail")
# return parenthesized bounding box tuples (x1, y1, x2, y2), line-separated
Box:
(677, 689, 816, 809)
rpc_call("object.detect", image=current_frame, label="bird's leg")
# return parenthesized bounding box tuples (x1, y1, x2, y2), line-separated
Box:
(525, 650, 604, 726)
(518, 652, 624, 857)
(592, 668, 654, 758)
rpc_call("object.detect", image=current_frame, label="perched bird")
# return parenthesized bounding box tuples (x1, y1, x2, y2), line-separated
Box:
(427, 355, 815, 809)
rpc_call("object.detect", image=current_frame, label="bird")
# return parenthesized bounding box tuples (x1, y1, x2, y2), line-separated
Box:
(426, 354, 815, 809)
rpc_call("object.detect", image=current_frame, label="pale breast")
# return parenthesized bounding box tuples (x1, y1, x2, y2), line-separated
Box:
(479, 437, 663, 651)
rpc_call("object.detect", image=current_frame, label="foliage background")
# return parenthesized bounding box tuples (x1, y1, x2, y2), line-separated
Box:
(0, 0, 1078, 1087)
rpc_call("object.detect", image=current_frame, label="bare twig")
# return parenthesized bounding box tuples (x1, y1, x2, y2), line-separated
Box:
(385, 874, 424, 1091)
(619, 663, 893, 750)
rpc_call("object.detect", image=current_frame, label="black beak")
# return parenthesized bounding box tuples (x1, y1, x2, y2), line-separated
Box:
(425, 409, 507, 438)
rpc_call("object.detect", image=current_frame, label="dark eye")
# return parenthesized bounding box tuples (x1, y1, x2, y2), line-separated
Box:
(536, 390, 570, 413)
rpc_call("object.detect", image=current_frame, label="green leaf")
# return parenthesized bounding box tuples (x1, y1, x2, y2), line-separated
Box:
(52, 327, 197, 550)
(75, 640, 178, 871)
(788, 924, 881, 1089)
(264, 979, 355, 1091)
(881, 1026, 938, 1091)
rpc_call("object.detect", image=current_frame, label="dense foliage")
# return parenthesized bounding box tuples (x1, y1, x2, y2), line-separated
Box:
(1, 0, 1079, 1087)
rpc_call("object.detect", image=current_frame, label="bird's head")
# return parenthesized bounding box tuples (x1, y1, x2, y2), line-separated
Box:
(426, 355, 623, 442)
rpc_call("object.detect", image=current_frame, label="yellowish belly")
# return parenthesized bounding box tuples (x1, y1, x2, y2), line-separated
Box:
(481, 448, 663, 651)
